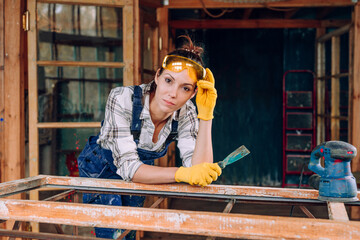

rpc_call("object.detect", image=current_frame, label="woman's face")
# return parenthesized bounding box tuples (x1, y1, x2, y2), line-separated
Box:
(153, 68, 197, 114)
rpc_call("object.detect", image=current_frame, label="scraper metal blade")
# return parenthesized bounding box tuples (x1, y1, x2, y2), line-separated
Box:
(217, 145, 250, 169)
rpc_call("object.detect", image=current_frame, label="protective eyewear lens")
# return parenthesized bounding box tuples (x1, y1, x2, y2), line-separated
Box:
(162, 55, 206, 80)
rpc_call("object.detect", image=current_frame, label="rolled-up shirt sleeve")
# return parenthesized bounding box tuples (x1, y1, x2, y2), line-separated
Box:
(176, 101, 199, 168)
(98, 87, 143, 181)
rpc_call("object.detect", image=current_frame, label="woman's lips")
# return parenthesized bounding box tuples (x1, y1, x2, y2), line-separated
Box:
(163, 99, 175, 106)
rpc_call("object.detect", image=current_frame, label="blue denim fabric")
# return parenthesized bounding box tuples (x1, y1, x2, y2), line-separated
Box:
(77, 86, 178, 240)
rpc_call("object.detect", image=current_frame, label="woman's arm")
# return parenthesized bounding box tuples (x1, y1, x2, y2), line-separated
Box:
(191, 120, 213, 165)
(132, 165, 178, 183)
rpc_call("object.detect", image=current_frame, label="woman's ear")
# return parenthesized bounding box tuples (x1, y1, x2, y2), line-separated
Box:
(190, 87, 198, 99)
(155, 68, 161, 84)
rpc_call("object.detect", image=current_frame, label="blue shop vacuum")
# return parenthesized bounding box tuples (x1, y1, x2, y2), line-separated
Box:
(308, 141, 358, 202)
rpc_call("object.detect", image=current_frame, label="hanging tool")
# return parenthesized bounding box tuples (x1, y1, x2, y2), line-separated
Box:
(308, 141, 358, 202)
(217, 145, 250, 169)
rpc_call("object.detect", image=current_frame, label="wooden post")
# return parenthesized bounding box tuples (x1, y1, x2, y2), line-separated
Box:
(331, 36, 340, 140)
(133, 0, 141, 85)
(316, 28, 326, 144)
(351, 2, 360, 220)
(3, 0, 25, 234)
(0, 0, 5, 190)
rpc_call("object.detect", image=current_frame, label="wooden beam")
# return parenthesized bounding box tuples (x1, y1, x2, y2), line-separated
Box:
(0, 175, 45, 197)
(0, 199, 359, 239)
(331, 36, 340, 140)
(123, 4, 135, 86)
(42, 175, 360, 200)
(0, 229, 109, 240)
(36, 60, 125, 68)
(37, 0, 132, 7)
(317, 23, 352, 43)
(169, 19, 350, 29)
(327, 202, 349, 221)
(165, 0, 355, 9)
(3, 0, 24, 184)
(0, 0, 5, 188)
(351, 2, 360, 220)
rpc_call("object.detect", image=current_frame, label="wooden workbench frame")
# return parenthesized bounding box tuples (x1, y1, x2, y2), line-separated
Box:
(0, 175, 359, 240)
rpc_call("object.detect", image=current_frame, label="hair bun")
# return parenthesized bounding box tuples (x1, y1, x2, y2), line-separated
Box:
(178, 35, 204, 57)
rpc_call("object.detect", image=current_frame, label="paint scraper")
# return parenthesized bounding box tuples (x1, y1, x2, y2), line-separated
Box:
(217, 145, 250, 169)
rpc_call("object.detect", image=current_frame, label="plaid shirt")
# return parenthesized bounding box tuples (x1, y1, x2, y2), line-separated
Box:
(97, 81, 199, 181)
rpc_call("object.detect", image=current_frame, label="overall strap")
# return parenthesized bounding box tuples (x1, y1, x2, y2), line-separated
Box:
(131, 86, 143, 141)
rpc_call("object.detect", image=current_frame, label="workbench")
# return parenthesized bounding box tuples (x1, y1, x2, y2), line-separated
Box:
(0, 175, 359, 240)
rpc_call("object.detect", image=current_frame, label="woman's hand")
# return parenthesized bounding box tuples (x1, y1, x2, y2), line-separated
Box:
(174, 162, 222, 187)
(196, 68, 217, 121)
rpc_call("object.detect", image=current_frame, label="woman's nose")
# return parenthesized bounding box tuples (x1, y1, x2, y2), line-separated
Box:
(169, 86, 177, 98)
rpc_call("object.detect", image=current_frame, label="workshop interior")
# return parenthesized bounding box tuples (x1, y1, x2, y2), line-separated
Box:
(0, 0, 360, 239)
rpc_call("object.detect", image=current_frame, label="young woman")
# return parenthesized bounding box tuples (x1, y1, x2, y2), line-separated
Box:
(77, 36, 221, 239)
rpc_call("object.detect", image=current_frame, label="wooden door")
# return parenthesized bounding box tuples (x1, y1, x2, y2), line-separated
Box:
(27, 0, 135, 219)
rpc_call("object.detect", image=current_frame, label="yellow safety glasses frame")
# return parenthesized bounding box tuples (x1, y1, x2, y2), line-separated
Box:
(162, 55, 206, 81)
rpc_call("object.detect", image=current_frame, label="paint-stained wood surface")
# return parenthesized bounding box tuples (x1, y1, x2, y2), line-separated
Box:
(0, 199, 359, 240)
(1, 175, 356, 201)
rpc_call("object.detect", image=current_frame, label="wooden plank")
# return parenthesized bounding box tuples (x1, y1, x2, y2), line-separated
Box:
(27, 0, 40, 233)
(0, 229, 109, 240)
(0, 199, 360, 240)
(316, 28, 326, 145)
(123, 4, 134, 86)
(317, 23, 352, 43)
(3, 0, 24, 183)
(37, 122, 101, 128)
(166, 0, 355, 8)
(351, 2, 360, 220)
(0, 0, 5, 189)
(42, 175, 345, 200)
(206, 199, 236, 240)
(327, 202, 349, 221)
(37, 60, 125, 68)
(37, 0, 132, 7)
(331, 36, 340, 140)
(169, 19, 350, 29)
(0, 175, 45, 197)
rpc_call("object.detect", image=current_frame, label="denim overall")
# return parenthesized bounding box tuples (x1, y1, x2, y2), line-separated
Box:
(77, 86, 178, 239)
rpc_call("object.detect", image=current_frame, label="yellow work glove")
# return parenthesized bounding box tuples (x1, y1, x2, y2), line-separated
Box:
(175, 162, 222, 187)
(196, 68, 217, 121)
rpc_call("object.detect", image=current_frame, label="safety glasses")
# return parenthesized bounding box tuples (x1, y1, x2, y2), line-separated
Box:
(162, 55, 206, 81)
